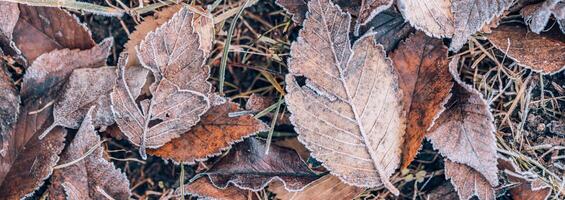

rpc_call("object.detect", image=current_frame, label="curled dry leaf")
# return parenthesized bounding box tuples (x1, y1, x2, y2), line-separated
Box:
(389, 32, 452, 168)
(0, 2, 95, 66)
(426, 56, 498, 186)
(521, 0, 564, 34)
(285, 0, 404, 194)
(498, 158, 552, 200)
(361, 9, 413, 52)
(147, 97, 268, 164)
(177, 177, 251, 200)
(270, 175, 364, 200)
(444, 160, 495, 200)
(203, 138, 318, 191)
(487, 25, 565, 74)
(397, 0, 513, 51)
(48, 108, 130, 200)
(0, 66, 19, 157)
(111, 6, 212, 159)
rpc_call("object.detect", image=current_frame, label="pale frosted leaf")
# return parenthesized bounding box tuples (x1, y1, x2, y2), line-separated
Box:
(270, 175, 364, 200)
(445, 160, 495, 200)
(0, 66, 19, 158)
(285, 0, 405, 194)
(118, 52, 149, 99)
(397, 0, 454, 38)
(487, 25, 565, 74)
(426, 56, 498, 186)
(521, 0, 564, 34)
(203, 138, 318, 191)
(0, 2, 19, 40)
(48, 108, 130, 200)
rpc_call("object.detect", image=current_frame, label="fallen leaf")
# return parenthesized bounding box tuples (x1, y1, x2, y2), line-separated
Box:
(389, 32, 452, 169)
(48, 107, 130, 200)
(360, 9, 413, 52)
(444, 160, 495, 200)
(202, 138, 318, 191)
(276, 0, 362, 23)
(111, 6, 213, 159)
(269, 175, 364, 200)
(426, 55, 498, 186)
(0, 65, 19, 157)
(498, 158, 552, 200)
(147, 97, 268, 164)
(274, 138, 311, 161)
(0, 2, 95, 66)
(425, 182, 459, 200)
(285, 0, 404, 194)
(521, 0, 564, 34)
(397, 0, 513, 51)
(177, 177, 252, 200)
(357, 0, 393, 25)
(246, 93, 274, 112)
(487, 25, 565, 74)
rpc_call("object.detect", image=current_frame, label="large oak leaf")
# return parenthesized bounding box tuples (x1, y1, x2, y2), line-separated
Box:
(285, 0, 405, 194)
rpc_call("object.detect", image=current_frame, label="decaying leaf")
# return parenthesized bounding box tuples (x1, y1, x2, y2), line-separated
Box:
(357, 0, 393, 26)
(360, 9, 413, 52)
(487, 25, 565, 74)
(276, 0, 362, 23)
(274, 138, 311, 161)
(0, 66, 19, 157)
(285, 0, 404, 194)
(498, 158, 552, 200)
(48, 108, 130, 200)
(0, 2, 95, 66)
(202, 138, 318, 191)
(397, 0, 513, 51)
(389, 32, 452, 168)
(148, 97, 268, 164)
(111, 6, 212, 159)
(426, 56, 498, 186)
(270, 175, 364, 200)
(521, 0, 564, 34)
(444, 160, 495, 200)
(177, 177, 251, 200)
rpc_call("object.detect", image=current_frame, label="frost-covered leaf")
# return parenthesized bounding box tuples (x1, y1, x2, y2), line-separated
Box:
(426, 56, 498, 186)
(0, 2, 95, 66)
(498, 158, 552, 200)
(389, 32, 452, 168)
(276, 0, 361, 23)
(285, 0, 404, 194)
(177, 177, 251, 200)
(397, 0, 513, 51)
(521, 0, 564, 34)
(48, 108, 130, 200)
(360, 9, 413, 52)
(445, 160, 495, 200)
(147, 97, 268, 164)
(111, 6, 212, 159)
(487, 25, 565, 74)
(40, 67, 117, 139)
(270, 175, 364, 200)
(202, 138, 318, 191)
(0, 66, 19, 158)
(357, 0, 393, 25)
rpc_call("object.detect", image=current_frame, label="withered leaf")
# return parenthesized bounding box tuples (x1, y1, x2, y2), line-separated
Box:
(177, 177, 252, 200)
(285, 0, 404, 194)
(111, 6, 212, 159)
(0, 66, 19, 157)
(270, 175, 364, 200)
(445, 160, 495, 200)
(521, 0, 564, 34)
(360, 9, 413, 52)
(426, 56, 498, 186)
(246, 93, 275, 112)
(389, 32, 452, 169)
(274, 138, 311, 161)
(147, 97, 268, 164)
(357, 0, 393, 26)
(0, 2, 95, 66)
(498, 158, 552, 200)
(203, 138, 318, 191)
(487, 25, 565, 74)
(276, 0, 362, 23)
(425, 182, 459, 200)
(397, 0, 513, 51)
(48, 108, 130, 200)
(40, 67, 117, 139)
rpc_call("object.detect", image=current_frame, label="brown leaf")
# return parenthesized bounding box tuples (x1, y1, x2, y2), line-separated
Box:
(48, 108, 130, 200)
(389, 32, 452, 169)
(487, 25, 565, 74)
(40, 66, 117, 139)
(246, 93, 274, 112)
(397, 0, 513, 51)
(357, 0, 393, 25)
(276, 0, 362, 23)
(203, 138, 318, 191)
(177, 177, 252, 200)
(0, 66, 19, 157)
(521, 0, 564, 34)
(147, 98, 268, 164)
(0, 2, 95, 66)
(444, 160, 495, 200)
(274, 138, 310, 161)
(270, 175, 364, 200)
(425, 182, 459, 200)
(285, 0, 405, 194)
(498, 158, 552, 200)
(360, 9, 413, 52)
(426, 56, 498, 186)
(111, 6, 212, 159)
